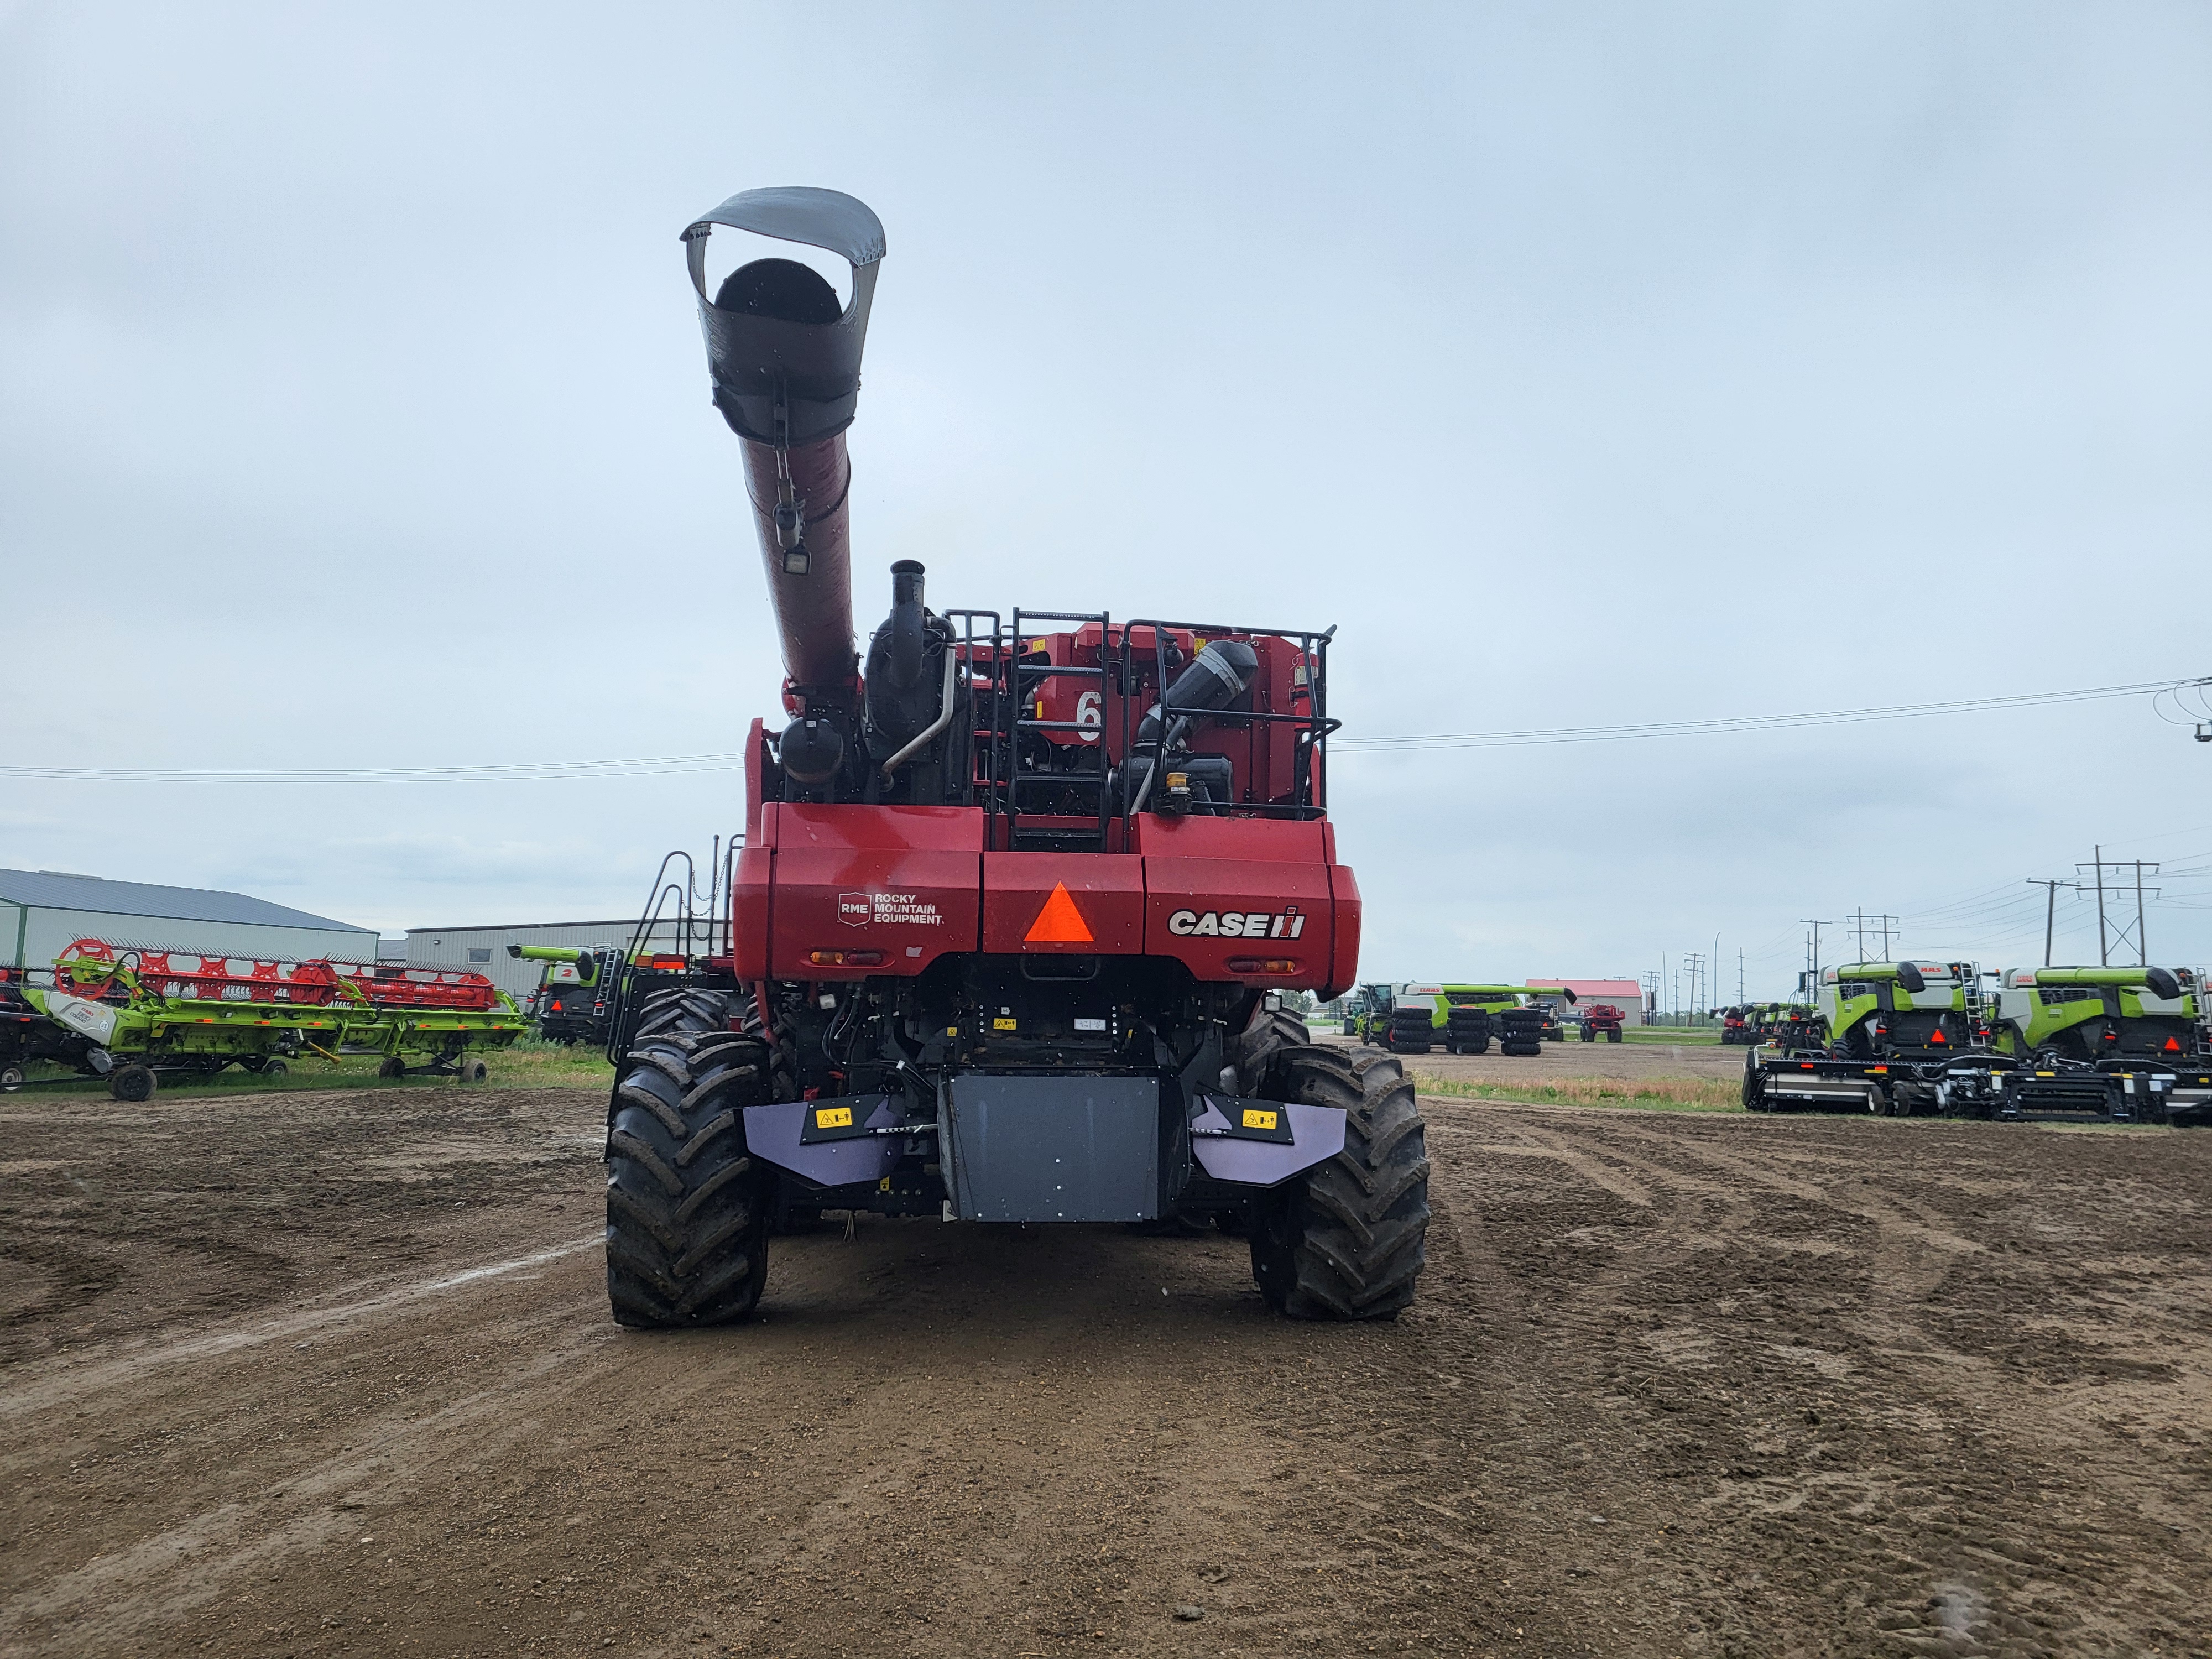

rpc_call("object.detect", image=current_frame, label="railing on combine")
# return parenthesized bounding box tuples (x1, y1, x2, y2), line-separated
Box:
(602, 830, 747, 1065)
(1120, 615, 1339, 822)
(950, 610, 1342, 854)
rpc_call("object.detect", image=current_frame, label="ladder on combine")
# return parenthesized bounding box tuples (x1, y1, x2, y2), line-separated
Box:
(1002, 607, 1112, 853)
(1959, 963, 1989, 1039)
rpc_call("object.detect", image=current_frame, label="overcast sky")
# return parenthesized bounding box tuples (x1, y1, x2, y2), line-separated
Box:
(3, 1, 2207, 998)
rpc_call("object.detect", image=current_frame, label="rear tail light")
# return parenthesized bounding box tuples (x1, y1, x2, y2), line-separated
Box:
(808, 950, 886, 968)
(1227, 957, 1300, 974)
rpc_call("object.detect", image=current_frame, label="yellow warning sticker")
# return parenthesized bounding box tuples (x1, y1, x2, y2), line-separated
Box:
(993, 1017, 1018, 1031)
(815, 1106, 853, 1129)
(1241, 1108, 1280, 1131)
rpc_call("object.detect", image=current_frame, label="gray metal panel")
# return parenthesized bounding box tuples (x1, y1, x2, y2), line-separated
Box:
(945, 1074, 1164, 1223)
(743, 1095, 916, 1188)
(0, 868, 365, 933)
(686, 187, 885, 267)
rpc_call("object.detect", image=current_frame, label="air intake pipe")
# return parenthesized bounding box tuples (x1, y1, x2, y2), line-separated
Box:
(1123, 639, 1260, 812)
(683, 187, 886, 778)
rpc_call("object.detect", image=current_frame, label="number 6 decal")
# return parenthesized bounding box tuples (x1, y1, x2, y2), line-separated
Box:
(1076, 690, 1102, 743)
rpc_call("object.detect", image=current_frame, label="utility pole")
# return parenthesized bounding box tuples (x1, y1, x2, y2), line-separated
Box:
(1684, 951, 1706, 1021)
(1799, 919, 1831, 993)
(1641, 970, 1660, 1022)
(2023, 879, 2077, 968)
(1738, 947, 1745, 1003)
(2075, 849, 2161, 966)
(1849, 910, 1901, 961)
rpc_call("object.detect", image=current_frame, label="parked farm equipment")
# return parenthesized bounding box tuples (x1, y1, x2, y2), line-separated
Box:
(21, 940, 525, 1098)
(510, 943, 620, 1046)
(1340, 981, 1395, 1040)
(1578, 1003, 1626, 1042)
(587, 184, 1423, 1329)
(1992, 966, 2210, 1124)
(0, 964, 102, 1091)
(1386, 984, 1577, 1056)
(1742, 962, 2013, 1117)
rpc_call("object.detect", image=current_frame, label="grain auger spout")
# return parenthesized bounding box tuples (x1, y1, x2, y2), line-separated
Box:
(685, 186, 887, 790)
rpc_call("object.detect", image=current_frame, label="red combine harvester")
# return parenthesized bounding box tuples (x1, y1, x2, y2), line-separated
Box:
(599, 187, 1428, 1329)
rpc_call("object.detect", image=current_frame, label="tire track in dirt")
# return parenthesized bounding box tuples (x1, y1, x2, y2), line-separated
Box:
(5, 1084, 2210, 1657)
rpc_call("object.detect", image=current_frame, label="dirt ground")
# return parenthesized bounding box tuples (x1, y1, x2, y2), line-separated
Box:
(1393, 1037, 1746, 1089)
(3, 1066, 2209, 1658)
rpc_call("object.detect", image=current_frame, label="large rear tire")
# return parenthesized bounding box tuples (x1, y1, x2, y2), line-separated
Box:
(1233, 1003, 1312, 1094)
(1741, 1050, 1766, 1111)
(1250, 1047, 1428, 1320)
(605, 985, 773, 1328)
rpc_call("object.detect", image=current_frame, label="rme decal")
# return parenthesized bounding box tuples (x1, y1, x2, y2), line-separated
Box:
(838, 891, 945, 927)
(1167, 907, 1307, 939)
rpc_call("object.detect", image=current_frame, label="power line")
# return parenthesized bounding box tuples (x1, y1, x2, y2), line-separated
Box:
(2, 675, 2200, 784)
(1334, 676, 2197, 754)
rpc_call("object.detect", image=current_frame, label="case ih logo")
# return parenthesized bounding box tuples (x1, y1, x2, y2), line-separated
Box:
(838, 892, 871, 927)
(1167, 907, 1307, 940)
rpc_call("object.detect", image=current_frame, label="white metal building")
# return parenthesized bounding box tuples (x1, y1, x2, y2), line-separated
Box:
(0, 868, 376, 969)
(1526, 978, 1648, 1026)
(407, 919, 703, 1004)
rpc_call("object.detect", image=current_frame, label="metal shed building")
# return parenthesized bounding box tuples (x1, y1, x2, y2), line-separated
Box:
(407, 920, 701, 1005)
(1527, 978, 1648, 1026)
(0, 868, 377, 970)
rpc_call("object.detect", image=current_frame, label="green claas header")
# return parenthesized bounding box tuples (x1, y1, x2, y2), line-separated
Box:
(24, 940, 524, 1100)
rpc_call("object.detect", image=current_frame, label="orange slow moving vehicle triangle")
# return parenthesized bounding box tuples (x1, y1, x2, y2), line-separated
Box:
(1025, 882, 1095, 945)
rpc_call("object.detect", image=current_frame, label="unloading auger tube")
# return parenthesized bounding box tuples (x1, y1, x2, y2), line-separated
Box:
(686, 186, 888, 782)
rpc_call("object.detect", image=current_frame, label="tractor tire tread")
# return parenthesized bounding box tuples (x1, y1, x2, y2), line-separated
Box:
(1234, 1005, 1313, 1094)
(1250, 1050, 1428, 1321)
(605, 986, 771, 1329)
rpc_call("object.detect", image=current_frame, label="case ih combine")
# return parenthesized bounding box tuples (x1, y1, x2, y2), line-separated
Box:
(597, 187, 1427, 1328)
